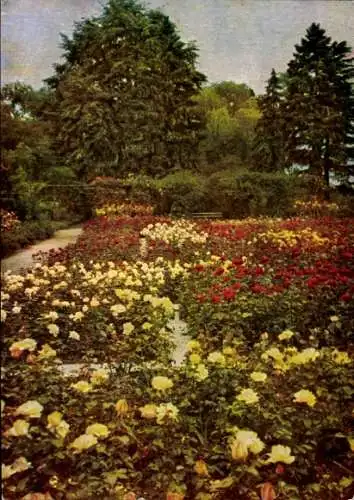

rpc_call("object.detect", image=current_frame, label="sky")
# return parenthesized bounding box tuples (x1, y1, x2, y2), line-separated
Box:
(1, 0, 353, 94)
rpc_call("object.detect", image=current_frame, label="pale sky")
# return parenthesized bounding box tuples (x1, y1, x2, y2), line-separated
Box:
(1, 0, 353, 94)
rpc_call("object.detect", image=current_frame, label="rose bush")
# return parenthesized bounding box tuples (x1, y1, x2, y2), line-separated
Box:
(1, 214, 353, 499)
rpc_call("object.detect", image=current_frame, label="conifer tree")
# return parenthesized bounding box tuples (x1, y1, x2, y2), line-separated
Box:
(284, 23, 354, 188)
(47, 0, 206, 179)
(252, 69, 286, 171)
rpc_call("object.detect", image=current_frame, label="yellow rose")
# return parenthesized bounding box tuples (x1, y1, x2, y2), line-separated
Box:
(332, 350, 351, 365)
(151, 376, 173, 391)
(231, 439, 249, 461)
(7, 419, 30, 437)
(70, 381, 92, 393)
(278, 329, 294, 341)
(123, 322, 135, 335)
(289, 348, 319, 365)
(47, 324, 59, 336)
(250, 371, 267, 382)
(207, 351, 226, 366)
(194, 363, 209, 381)
(37, 344, 57, 359)
(194, 459, 209, 476)
(230, 429, 264, 460)
(15, 400, 43, 419)
(70, 433, 98, 452)
(47, 411, 62, 428)
(156, 403, 179, 424)
(222, 346, 234, 356)
(186, 340, 201, 352)
(348, 437, 354, 452)
(139, 404, 158, 419)
(236, 388, 259, 405)
(293, 389, 317, 407)
(90, 297, 100, 307)
(115, 399, 129, 416)
(55, 420, 70, 439)
(86, 423, 110, 438)
(2, 457, 31, 479)
(90, 368, 109, 386)
(68, 331, 80, 341)
(189, 353, 201, 365)
(262, 347, 283, 362)
(266, 445, 295, 464)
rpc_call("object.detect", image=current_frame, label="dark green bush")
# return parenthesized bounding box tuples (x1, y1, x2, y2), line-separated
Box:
(153, 170, 209, 216)
(205, 169, 302, 218)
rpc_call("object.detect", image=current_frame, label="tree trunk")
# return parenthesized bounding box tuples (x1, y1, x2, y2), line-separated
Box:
(323, 138, 330, 201)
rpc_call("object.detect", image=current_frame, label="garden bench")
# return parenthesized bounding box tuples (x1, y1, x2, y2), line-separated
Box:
(191, 212, 223, 219)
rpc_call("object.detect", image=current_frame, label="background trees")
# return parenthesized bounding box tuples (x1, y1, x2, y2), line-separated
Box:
(194, 82, 260, 172)
(47, 0, 206, 180)
(253, 23, 354, 192)
(2, 7, 353, 230)
(285, 23, 354, 188)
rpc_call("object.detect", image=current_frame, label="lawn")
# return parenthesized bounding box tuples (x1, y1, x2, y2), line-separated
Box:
(1, 215, 353, 499)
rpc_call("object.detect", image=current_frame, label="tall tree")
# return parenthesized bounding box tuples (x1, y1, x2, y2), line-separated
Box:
(194, 82, 259, 170)
(284, 23, 354, 189)
(252, 69, 287, 171)
(47, 0, 206, 179)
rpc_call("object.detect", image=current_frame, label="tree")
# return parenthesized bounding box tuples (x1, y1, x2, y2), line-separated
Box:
(210, 81, 254, 117)
(0, 83, 75, 218)
(252, 69, 287, 171)
(284, 23, 354, 190)
(194, 82, 259, 170)
(47, 0, 206, 179)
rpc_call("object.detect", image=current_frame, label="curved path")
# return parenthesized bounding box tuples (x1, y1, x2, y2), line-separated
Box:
(1, 226, 83, 275)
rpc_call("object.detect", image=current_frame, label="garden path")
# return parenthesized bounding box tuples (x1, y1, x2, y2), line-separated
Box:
(1, 226, 83, 275)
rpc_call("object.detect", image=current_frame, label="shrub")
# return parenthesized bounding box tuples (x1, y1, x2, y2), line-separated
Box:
(205, 170, 300, 218)
(1, 221, 58, 258)
(154, 171, 209, 216)
(1, 215, 353, 499)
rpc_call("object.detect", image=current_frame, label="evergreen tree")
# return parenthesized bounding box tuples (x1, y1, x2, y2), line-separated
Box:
(252, 69, 287, 171)
(284, 23, 354, 189)
(46, 0, 206, 179)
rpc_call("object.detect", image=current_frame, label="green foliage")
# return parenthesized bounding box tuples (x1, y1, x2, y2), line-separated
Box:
(0, 220, 59, 258)
(285, 24, 354, 186)
(204, 170, 298, 218)
(106, 170, 305, 218)
(48, 0, 206, 179)
(194, 83, 260, 172)
(253, 24, 354, 189)
(154, 170, 209, 216)
(0, 83, 79, 224)
(252, 69, 288, 172)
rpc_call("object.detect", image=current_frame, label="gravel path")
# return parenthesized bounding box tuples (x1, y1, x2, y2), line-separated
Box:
(1, 226, 83, 275)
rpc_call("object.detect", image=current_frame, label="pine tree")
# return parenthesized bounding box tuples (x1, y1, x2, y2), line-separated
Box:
(252, 69, 287, 171)
(284, 23, 354, 190)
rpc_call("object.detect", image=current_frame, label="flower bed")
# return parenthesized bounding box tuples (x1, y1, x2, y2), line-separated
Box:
(1, 216, 353, 499)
